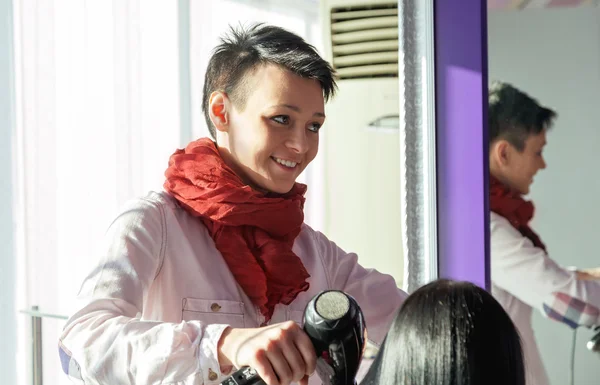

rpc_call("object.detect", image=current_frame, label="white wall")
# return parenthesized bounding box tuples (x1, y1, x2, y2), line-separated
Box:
(488, 7, 600, 385)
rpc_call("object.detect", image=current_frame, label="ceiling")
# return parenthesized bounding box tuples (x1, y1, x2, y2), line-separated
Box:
(488, 0, 599, 11)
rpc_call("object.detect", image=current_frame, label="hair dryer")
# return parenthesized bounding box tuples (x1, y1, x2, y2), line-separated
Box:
(220, 290, 367, 385)
(587, 326, 600, 353)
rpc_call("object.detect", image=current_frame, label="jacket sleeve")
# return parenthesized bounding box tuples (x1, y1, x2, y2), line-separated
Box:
(311, 229, 407, 347)
(58, 197, 228, 385)
(491, 213, 600, 316)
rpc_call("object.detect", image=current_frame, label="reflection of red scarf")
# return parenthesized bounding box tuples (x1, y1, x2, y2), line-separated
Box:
(490, 176, 546, 251)
(164, 138, 310, 321)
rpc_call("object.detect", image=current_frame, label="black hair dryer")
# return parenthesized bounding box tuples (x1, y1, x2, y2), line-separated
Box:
(587, 326, 600, 353)
(220, 290, 367, 385)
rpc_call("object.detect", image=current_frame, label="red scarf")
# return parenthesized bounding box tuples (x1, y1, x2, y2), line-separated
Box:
(490, 175, 546, 251)
(164, 138, 310, 321)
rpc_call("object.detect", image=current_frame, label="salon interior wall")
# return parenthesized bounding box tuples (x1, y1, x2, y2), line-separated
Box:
(312, 0, 403, 289)
(488, 7, 600, 384)
(321, 77, 404, 288)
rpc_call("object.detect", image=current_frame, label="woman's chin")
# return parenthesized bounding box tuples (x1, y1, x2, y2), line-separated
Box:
(257, 179, 297, 195)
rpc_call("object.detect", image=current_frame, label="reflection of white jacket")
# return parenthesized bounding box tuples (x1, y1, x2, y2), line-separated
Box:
(58, 191, 406, 385)
(490, 212, 600, 385)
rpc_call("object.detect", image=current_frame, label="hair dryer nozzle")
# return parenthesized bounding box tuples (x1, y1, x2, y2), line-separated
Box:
(303, 291, 366, 385)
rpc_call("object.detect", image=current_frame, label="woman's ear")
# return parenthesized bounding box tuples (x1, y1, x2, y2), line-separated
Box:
(208, 91, 230, 133)
(492, 140, 511, 167)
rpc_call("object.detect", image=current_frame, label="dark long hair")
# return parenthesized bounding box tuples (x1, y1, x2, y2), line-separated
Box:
(360, 279, 525, 385)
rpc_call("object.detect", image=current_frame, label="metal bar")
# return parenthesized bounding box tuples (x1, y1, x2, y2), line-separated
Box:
(19, 309, 68, 320)
(31, 305, 43, 385)
(399, 0, 438, 293)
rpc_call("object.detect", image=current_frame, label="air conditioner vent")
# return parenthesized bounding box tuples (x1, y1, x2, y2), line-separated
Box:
(330, 3, 398, 80)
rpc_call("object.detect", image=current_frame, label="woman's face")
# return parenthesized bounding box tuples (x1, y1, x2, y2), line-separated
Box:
(490, 130, 547, 195)
(211, 64, 326, 194)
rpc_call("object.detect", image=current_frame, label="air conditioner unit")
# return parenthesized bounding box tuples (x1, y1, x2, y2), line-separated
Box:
(319, 0, 403, 286)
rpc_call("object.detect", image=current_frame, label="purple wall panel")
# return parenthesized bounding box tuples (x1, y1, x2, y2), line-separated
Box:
(435, 0, 490, 289)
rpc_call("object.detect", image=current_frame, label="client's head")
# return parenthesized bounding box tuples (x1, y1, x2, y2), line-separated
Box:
(361, 279, 525, 385)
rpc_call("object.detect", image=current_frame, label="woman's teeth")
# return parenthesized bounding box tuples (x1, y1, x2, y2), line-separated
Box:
(273, 157, 297, 168)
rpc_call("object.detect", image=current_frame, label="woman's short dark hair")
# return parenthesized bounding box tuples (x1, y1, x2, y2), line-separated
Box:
(360, 279, 525, 385)
(489, 81, 557, 151)
(202, 23, 337, 139)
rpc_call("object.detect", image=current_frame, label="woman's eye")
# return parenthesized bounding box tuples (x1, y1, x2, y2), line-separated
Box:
(308, 123, 322, 133)
(272, 115, 290, 125)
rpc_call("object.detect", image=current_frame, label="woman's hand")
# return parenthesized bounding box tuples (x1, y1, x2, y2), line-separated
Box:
(576, 268, 600, 280)
(217, 321, 316, 385)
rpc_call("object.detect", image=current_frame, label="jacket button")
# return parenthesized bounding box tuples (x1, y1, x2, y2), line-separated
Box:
(211, 303, 221, 312)
(208, 368, 218, 381)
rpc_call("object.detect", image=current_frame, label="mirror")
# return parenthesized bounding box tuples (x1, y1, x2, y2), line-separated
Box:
(487, 2, 600, 384)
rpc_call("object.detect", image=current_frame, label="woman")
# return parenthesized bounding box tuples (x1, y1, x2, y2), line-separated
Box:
(58, 23, 407, 385)
(487, 81, 600, 385)
(361, 279, 525, 385)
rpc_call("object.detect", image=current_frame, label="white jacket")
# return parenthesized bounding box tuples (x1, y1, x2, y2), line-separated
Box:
(491, 212, 600, 385)
(58, 191, 407, 385)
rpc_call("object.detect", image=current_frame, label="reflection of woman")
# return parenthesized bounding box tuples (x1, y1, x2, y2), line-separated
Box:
(58, 24, 407, 385)
(488, 81, 600, 385)
(360, 279, 525, 385)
